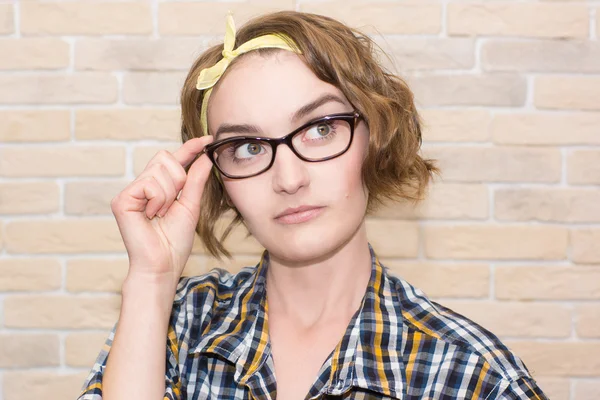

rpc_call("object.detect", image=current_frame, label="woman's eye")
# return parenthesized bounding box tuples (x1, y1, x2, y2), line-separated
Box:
(234, 142, 265, 159)
(304, 122, 334, 140)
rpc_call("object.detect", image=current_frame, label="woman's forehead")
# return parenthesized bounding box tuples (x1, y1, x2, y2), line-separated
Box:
(207, 51, 348, 129)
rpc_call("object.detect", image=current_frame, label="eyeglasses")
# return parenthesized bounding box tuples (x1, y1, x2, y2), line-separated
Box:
(201, 111, 362, 179)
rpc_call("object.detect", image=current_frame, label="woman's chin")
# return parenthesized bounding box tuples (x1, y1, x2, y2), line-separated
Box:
(261, 230, 347, 264)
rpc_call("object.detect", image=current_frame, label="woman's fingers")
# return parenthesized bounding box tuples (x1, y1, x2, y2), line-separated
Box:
(122, 175, 166, 219)
(171, 136, 214, 169)
(148, 163, 179, 218)
(132, 135, 215, 221)
(146, 177, 167, 219)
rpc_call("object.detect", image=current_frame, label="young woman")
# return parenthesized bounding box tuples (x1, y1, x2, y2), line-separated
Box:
(78, 10, 549, 400)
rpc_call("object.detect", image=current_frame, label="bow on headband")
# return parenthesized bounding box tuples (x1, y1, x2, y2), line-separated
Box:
(196, 11, 303, 136)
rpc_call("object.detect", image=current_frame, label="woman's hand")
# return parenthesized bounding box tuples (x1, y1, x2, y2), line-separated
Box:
(110, 135, 215, 289)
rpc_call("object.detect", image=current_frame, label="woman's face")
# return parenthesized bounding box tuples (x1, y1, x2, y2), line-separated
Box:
(207, 51, 370, 264)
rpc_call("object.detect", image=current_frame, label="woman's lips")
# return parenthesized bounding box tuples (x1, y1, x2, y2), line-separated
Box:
(275, 206, 325, 224)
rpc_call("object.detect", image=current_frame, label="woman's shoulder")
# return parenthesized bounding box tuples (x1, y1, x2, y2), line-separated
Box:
(384, 268, 535, 383)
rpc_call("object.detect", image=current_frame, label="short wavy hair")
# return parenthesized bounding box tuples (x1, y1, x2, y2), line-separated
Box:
(180, 10, 440, 260)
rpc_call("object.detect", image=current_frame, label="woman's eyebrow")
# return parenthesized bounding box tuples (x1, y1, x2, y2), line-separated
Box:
(289, 93, 348, 123)
(214, 93, 348, 140)
(215, 123, 261, 140)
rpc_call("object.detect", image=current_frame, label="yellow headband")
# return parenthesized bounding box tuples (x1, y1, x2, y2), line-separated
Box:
(196, 11, 303, 136)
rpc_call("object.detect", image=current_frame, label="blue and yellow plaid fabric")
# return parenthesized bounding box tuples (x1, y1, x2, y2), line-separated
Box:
(78, 243, 548, 399)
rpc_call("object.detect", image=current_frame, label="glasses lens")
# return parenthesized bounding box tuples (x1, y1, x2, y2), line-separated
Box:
(291, 117, 352, 161)
(213, 139, 273, 178)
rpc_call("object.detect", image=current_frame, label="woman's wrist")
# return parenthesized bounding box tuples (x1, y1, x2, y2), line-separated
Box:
(122, 270, 178, 310)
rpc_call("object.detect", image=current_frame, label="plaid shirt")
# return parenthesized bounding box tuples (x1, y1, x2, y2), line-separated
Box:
(78, 242, 549, 399)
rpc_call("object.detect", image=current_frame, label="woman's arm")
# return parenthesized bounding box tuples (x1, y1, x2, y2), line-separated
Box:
(101, 273, 179, 400)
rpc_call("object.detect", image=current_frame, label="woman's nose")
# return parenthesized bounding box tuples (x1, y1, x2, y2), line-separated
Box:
(271, 144, 310, 194)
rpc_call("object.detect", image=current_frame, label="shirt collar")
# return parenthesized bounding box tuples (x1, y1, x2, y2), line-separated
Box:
(187, 242, 405, 399)
(306, 243, 405, 399)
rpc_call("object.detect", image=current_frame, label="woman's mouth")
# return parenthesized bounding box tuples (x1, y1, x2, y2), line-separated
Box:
(274, 206, 325, 224)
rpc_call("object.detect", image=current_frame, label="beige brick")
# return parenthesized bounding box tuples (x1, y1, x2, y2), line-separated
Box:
(3, 371, 88, 400)
(75, 38, 209, 71)
(598, 7, 600, 38)
(535, 76, 600, 111)
(65, 180, 127, 216)
(568, 150, 600, 185)
(373, 38, 474, 72)
(0, 4, 14, 35)
(447, 2, 588, 38)
(0, 110, 70, 142)
(75, 109, 181, 141)
(65, 332, 112, 368)
(571, 228, 600, 264)
(182, 255, 209, 277)
(496, 266, 600, 300)
(407, 74, 526, 107)
(420, 109, 491, 142)
(203, 254, 262, 276)
(299, 1, 441, 35)
(0, 220, 4, 251)
(440, 301, 571, 338)
(4, 219, 125, 254)
(132, 144, 183, 177)
(21, 2, 152, 35)
(159, 1, 300, 35)
(372, 183, 488, 220)
(4, 295, 121, 329)
(0, 182, 60, 214)
(422, 146, 561, 183)
(365, 219, 419, 258)
(0, 146, 125, 177)
(123, 72, 187, 105)
(383, 261, 489, 298)
(575, 379, 600, 400)
(0, 38, 69, 70)
(424, 225, 568, 260)
(495, 188, 600, 223)
(0, 74, 117, 105)
(482, 40, 600, 73)
(492, 112, 600, 145)
(0, 334, 59, 368)
(533, 377, 570, 400)
(66, 258, 128, 292)
(576, 304, 600, 338)
(505, 341, 600, 376)
(0, 259, 61, 291)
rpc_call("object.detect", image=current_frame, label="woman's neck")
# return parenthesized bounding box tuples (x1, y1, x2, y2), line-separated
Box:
(265, 223, 372, 330)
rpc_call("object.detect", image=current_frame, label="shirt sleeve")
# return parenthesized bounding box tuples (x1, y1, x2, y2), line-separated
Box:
(497, 375, 550, 400)
(76, 319, 183, 400)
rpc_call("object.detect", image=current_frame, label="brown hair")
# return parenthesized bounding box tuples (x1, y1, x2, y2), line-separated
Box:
(180, 10, 440, 260)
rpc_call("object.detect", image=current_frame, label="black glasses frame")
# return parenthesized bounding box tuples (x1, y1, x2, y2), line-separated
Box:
(201, 110, 362, 179)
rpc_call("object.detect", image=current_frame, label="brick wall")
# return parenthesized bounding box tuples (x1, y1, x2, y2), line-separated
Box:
(0, 1, 599, 399)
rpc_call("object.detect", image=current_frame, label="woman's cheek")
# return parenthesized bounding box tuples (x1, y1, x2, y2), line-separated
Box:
(240, 189, 272, 224)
